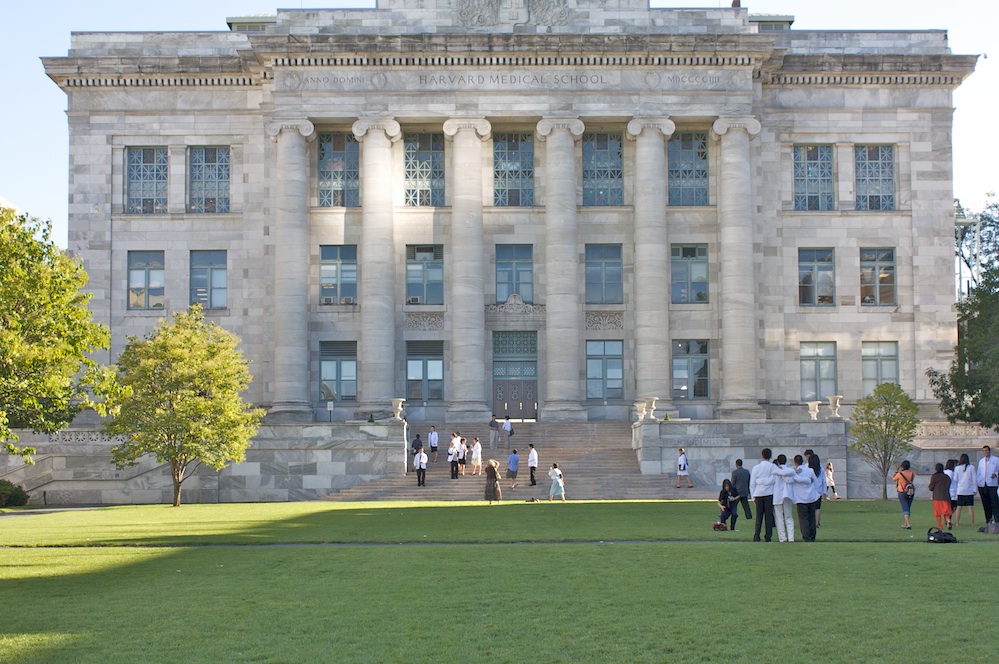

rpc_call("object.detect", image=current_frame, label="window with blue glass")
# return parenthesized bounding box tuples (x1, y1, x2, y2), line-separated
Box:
(406, 245, 444, 305)
(187, 147, 230, 213)
(860, 248, 896, 305)
(672, 340, 709, 400)
(493, 133, 534, 206)
(585, 244, 623, 304)
(854, 145, 895, 211)
(496, 245, 533, 303)
(793, 145, 834, 211)
(800, 342, 837, 401)
(318, 133, 360, 207)
(671, 244, 708, 303)
(668, 132, 709, 206)
(581, 132, 623, 206)
(127, 250, 165, 310)
(320, 245, 358, 305)
(190, 250, 227, 309)
(320, 341, 357, 402)
(586, 340, 624, 400)
(798, 248, 835, 306)
(404, 133, 445, 206)
(126, 147, 168, 214)
(407, 341, 444, 401)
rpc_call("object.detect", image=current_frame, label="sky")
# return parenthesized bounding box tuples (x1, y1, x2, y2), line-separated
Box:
(1, 0, 995, 247)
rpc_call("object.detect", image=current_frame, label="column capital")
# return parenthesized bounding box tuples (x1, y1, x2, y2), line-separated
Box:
(536, 117, 585, 141)
(442, 117, 491, 140)
(352, 117, 402, 143)
(710, 116, 761, 140)
(626, 117, 676, 141)
(265, 119, 316, 141)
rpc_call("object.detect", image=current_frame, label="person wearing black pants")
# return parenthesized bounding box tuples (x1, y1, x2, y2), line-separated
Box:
(749, 448, 776, 542)
(978, 445, 999, 522)
(731, 458, 753, 520)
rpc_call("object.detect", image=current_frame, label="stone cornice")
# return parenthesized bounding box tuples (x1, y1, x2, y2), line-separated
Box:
(442, 117, 492, 140)
(626, 117, 676, 141)
(766, 53, 978, 88)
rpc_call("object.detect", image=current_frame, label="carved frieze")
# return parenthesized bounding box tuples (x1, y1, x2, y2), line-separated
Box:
(458, 0, 501, 27)
(533, 0, 570, 26)
(405, 312, 445, 331)
(585, 311, 624, 330)
(485, 293, 546, 317)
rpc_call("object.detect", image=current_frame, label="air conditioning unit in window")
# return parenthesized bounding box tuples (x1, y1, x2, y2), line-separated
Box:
(321, 297, 335, 305)
(406, 297, 422, 305)
(340, 297, 355, 305)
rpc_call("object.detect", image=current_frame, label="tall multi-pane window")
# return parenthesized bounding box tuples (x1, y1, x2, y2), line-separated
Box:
(406, 245, 444, 305)
(581, 132, 623, 206)
(862, 341, 899, 397)
(585, 244, 623, 304)
(320, 341, 357, 402)
(672, 340, 709, 400)
(586, 340, 624, 400)
(668, 132, 709, 206)
(671, 244, 709, 303)
(793, 145, 834, 211)
(320, 245, 358, 305)
(798, 248, 836, 306)
(188, 147, 230, 213)
(496, 245, 533, 303)
(800, 342, 837, 401)
(860, 248, 896, 306)
(854, 145, 896, 211)
(407, 341, 444, 401)
(318, 133, 360, 207)
(190, 250, 227, 309)
(493, 133, 534, 206)
(404, 133, 445, 206)
(127, 250, 165, 310)
(126, 147, 168, 214)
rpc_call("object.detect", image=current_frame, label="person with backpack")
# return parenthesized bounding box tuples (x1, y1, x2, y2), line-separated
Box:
(892, 460, 916, 530)
(928, 462, 953, 530)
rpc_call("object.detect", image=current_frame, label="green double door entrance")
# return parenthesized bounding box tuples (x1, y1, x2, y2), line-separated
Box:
(492, 331, 538, 420)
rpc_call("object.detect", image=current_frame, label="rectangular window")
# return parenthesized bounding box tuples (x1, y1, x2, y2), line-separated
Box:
(854, 145, 896, 211)
(320, 341, 357, 402)
(318, 133, 360, 207)
(127, 250, 165, 310)
(190, 250, 227, 309)
(493, 133, 534, 206)
(586, 340, 624, 400)
(798, 248, 836, 306)
(668, 132, 709, 206)
(126, 147, 168, 214)
(793, 145, 834, 211)
(581, 132, 624, 206)
(320, 245, 358, 305)
(404, 133, 445, 207)
(585, 244, 623, 304)
(670, 244, 709, 303)
(407, 341, 444, 401)
(406, 245, 444, 305)
(496, 245, 533, 303)
(672, 340, 709, 400)
(860, 248, 896, 306)
(800, 342, 837, 402)
(188, 147, 230, 213)
(862, 341, 899, 398)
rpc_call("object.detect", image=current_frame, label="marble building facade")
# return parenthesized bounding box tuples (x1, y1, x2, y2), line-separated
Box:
(44, 0, 977, 427)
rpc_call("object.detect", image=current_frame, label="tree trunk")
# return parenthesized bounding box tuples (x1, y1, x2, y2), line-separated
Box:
(172, 462, 184, 507)
(882, 476, 888, 500)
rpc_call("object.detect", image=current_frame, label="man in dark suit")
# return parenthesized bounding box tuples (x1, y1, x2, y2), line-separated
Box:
(731, 459, 753, 520)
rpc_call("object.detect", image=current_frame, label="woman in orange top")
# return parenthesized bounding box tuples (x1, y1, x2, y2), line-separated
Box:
(892, 460, 916, 530)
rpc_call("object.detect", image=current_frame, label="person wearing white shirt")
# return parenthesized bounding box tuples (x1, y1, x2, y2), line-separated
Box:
(976, 445, 999, 523)
(528, 443, 539, 486)
(771, 454, 797, 543)
(470, 437, 483, 476)
(414, 449, 428, 486)
(790, 455, 820, 542)
(749, 448, 776, 542)
(428, 426, 439, 463)
(501, 417, 513, 449)
(953, 453, 977, 527)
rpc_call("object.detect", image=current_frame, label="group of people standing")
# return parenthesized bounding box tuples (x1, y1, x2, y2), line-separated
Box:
(742, 447, 829, 542)
(892, 445, 999, 530)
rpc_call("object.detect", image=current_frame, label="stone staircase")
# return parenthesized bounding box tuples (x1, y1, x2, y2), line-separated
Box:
(321, 422, 717, 501)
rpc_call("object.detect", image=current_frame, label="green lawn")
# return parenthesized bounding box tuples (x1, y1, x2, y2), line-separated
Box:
(1, 499, 994, 664)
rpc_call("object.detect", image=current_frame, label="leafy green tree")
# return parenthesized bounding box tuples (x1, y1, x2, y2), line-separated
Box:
(105, 305, 264, 506)
(1, 208, 114, 462)
(849, 382, 919, 499)
(955, 194, 999, 291)
(927, 261, 999, 429)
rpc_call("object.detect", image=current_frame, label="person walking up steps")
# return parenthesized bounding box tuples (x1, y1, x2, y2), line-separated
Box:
(507, 449, 520, 489)
(528, 443, 539, 486)
(549, 463, 565, 501)
(676, 448, 693, 488)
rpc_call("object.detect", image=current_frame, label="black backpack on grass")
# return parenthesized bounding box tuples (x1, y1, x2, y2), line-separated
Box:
(927, 528, 957, 543)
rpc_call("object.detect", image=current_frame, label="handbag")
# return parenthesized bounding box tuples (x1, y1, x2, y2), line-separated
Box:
(899, 470, 915, 498)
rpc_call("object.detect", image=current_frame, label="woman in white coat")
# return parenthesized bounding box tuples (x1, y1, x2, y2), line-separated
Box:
(771, 454, 797, 543)
(953, 453, 977, 527)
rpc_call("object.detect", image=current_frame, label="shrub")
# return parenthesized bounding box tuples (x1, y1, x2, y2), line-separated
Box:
(0, 479, 29, 507)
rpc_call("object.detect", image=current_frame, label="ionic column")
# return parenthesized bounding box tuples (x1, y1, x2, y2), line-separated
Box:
(443, 118, 492, 421)
(711, 116, 764, 419)
(537, 117, 587, 422)
(353, 118, 401, 415)
(627, 117, 676, 413)
(265, 119, 315, 421)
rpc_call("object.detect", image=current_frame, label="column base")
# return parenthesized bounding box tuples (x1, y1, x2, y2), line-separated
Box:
(265, 402, 314, 423)
(444, 402, 493, 424)
(715, 401, 767, 421)
(353, 404, 398, 422)
(538, 402, 589, 423)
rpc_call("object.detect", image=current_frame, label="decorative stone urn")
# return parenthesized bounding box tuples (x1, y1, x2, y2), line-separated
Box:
(644, 397, 659, 421)
(634, 401, 647, 422)
(805, 401, 822, 421)
(392, 398, 407, 420)
(827, 395, 844, 419)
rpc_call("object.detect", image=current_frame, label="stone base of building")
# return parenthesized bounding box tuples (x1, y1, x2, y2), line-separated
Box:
(265, 403, 315, 423)
(444, 402, 493, 424)
(539, 402, 589, 423)
(714, 401, 768, 421)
